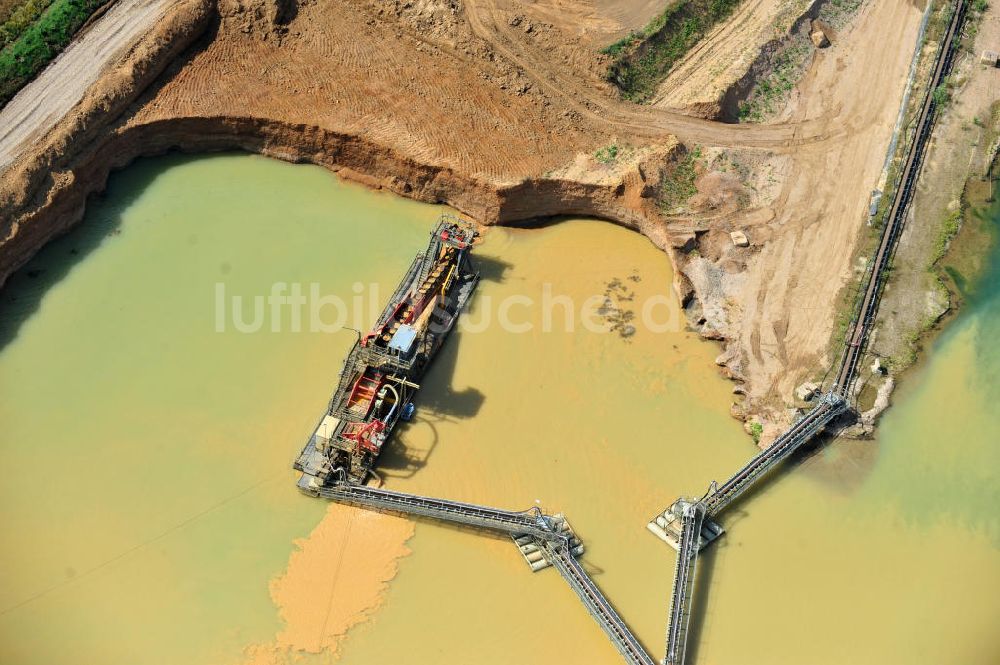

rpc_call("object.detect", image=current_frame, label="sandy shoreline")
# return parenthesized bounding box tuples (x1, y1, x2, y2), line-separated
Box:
(0, 0, 945, 443)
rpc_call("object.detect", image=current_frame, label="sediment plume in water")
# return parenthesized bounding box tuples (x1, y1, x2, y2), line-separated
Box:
(244, 505, 415, 664)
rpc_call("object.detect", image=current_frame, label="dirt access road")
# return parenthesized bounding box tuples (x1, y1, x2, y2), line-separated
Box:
(729, 0, 926, 420)
(460, 0, 843, 150)
(0, 0, 179, 173)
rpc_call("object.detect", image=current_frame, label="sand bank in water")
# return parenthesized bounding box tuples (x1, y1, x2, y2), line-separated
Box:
(243, 504, 415, 664)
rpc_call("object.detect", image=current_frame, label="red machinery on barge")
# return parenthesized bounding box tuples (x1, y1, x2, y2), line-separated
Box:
(294, 216, 480, 489)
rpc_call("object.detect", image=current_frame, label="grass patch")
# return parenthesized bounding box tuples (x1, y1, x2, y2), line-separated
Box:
(749, 421, 763, 444)
(602, 32, 639, 59)
(738, 39, 811, 122)
(932, 82, 951, 109)
(603, 0, 745, 103)
(821, 0, 864, 27)
(737, 0, 866, 123)
(0, 0, 108, 106)
(658, 145, 701, 212)
(889, 326, 921, 371)
(931, 208, 963, 264)
(594, 143, 620, 164)
(962, 0, 990, 48)
(830, 286, 859, 351)
(981, 100, 1000, 151)
(888, 300, 948, 372)
(0, 0, 31, 25)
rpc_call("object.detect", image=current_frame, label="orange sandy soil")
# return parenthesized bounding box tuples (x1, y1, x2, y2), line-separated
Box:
(1, 0, 925, 432)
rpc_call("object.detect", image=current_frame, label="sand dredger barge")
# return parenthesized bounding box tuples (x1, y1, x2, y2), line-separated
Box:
(294, 215, 480, 489)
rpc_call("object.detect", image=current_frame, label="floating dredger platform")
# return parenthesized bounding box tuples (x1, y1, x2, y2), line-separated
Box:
(294, 215, 480, 490)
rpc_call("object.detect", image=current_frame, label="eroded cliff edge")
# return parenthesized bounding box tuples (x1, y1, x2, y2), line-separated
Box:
(0, 0, 943, 442)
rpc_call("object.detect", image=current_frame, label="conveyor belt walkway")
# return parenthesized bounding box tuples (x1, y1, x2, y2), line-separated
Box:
(314, 481, 657, 663)
(703, 392, 847, 517)
(655, 392, 847, 665)
(314, 482, 565, 542)
(542, 540, 657, 665)
(664, 501, 706, 665)
(834, 0, 969, 395)
(653, 3, 968, 661)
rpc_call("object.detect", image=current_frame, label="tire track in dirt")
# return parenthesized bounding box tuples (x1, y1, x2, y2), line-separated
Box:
(136, 1, 577, 181)
(462, 0, 844, 149)
(728, 0, 925, 420)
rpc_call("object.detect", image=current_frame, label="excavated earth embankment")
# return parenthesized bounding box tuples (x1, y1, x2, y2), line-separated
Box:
(0, 0, 931, 440)
(1, 0, 685, 285)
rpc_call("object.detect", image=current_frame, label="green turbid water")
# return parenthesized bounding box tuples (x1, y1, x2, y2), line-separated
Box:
(0, 153, 438, 664)
(0, 154, 997, 665)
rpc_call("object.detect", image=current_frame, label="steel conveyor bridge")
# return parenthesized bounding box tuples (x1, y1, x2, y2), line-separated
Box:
(833, 0, 968, 396)
(703, 391, 847, 517)
(664, 501, 706, 665)
(656, 391, 846, 665)
(541, 541, 657, 665)
(316, 481, 656, 664)
(315, 482, 565, 542)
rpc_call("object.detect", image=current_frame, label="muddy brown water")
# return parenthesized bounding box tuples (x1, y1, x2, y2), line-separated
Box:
(0, 154, 996, 665)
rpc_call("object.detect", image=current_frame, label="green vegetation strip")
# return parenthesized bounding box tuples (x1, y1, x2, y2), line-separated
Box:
(0, 0, 108, 107)
(602, 0, 744, 103)
(1, 0, 56, 49)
